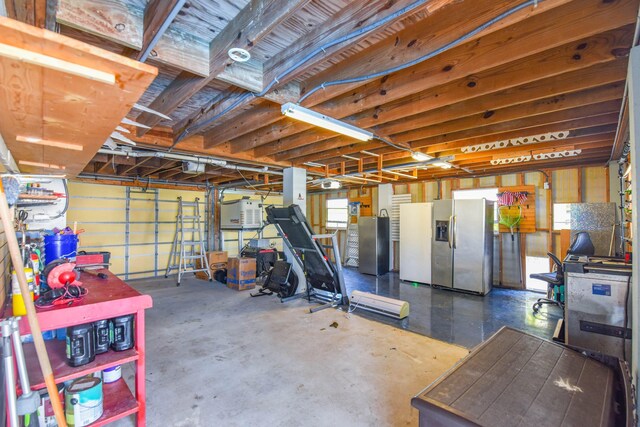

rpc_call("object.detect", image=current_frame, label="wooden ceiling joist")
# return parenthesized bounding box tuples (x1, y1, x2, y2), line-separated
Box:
(224, 0, 635, 155)
(301, 111, 620, 167)
(258, 58, 628, 158)
(56, 0, 210, 77)
(49, 0, 639, 185)
(134, 0, 310, 135)
(279, 86, 623, 164)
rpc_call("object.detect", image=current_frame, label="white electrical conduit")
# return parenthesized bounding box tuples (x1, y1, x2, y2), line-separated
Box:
(97, 148, 284, 176)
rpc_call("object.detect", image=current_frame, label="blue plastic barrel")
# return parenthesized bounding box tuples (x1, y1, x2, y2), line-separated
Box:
(44, 234, 78, 264)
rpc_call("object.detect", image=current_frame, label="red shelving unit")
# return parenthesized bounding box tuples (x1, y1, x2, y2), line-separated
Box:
(2, 271, 153, 426)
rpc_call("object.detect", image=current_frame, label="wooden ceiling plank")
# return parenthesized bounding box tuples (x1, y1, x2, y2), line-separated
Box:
(299, 111, 620, 166)
(137, 0, 185, 61)
(275, 84, 624, 162)
(135, 0, 310, 135)
(202, 99, 281, 147)
(227, 0, 636, 154)
(57, 0, 144, 50)
(329, 123, 618, 168)
(392, 83, 624, 145)
(300, 0, 577, 106)
(0, 16, 157, 176)
(258, 52, 629, 158)
(119, 156, 153, 175)
(264, 0, 460, 86)
(266, 56, 628, 159)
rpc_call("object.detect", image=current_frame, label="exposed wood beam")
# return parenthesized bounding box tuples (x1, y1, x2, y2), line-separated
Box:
(96, 158, 116, 175)
(119, 127, 289, 169)
(118, 156, 153, 175)
(297, 112, 620, 166)
(57, 0, 143, 49)
(392, 84, 623, 145)
(136, 0, 184, 61)
(301, 0, 576, 105)
(225, 0, 636, 153)
(266, 58, 628, 160)
(57, 0, 209, 77)
(135, 0, 310, 135)
(141, 159, 178, 178)
(277, 84, 624, 162)
(202, 100, 281, 148)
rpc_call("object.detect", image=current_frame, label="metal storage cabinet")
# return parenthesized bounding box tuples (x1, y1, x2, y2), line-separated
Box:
(358, 216, 390, 276)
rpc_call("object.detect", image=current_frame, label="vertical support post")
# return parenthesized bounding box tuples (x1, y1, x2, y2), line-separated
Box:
(134, 309, 146, 427)
(377, 183, 393, 271)
(154, 189, 159, 276)
(627, 45, 640, 401)
(283, 167, 307, 293)
(125, 187, 131, 280)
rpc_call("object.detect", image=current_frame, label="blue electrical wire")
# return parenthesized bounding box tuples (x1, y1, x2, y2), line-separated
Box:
(173, 0, 434, 144)
(298, 0, 542, 104)
(173, 0, 543, 147)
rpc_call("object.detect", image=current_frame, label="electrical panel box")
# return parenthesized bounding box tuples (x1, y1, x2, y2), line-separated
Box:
(220, 199, 262, 230)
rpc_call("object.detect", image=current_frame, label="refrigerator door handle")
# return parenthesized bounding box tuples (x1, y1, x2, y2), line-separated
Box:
(453, 215, 457, 249)
(448, 215, 453, 248)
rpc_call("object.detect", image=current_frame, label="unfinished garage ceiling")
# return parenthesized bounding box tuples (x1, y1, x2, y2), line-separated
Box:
(7, 0, 637, 189)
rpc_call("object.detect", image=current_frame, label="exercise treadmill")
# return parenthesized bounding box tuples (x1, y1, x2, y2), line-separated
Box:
(266, 204, 348, 307)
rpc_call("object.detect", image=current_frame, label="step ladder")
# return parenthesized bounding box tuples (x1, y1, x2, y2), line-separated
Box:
(344, 222, 359, 267)
(165, 197, 212, 286)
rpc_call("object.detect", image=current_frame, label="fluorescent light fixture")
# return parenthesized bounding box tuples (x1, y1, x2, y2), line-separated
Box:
(17, 135, 83, 151)
(360, 150, 379, 157)
(411, 151, 433, 162)
(303, 162, 326, 168)
(433, 161, 453, 169)
(341, 154, 360, 161)
(0, 42, 115, 85)
(281, 103, 373, 141)
(18, 160, 66, 170)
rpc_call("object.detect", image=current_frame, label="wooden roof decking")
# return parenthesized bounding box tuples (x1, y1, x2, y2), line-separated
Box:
(4, 0, 637, 187)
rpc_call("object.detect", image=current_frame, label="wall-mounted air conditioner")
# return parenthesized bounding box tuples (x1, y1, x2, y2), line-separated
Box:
(220, 199, 262, 230)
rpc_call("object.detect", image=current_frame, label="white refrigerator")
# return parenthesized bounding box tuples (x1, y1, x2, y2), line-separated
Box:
(399, 203, 432, 284)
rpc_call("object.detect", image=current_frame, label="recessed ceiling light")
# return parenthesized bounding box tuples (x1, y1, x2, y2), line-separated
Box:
(228, 48, 251, 62)
(17, 135, 83, 151)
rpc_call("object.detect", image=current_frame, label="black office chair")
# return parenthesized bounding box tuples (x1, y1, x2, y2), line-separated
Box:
(530, 231, 595, 313)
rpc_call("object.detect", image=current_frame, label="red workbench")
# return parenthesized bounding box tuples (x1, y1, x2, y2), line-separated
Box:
(2, 270, 153, 426)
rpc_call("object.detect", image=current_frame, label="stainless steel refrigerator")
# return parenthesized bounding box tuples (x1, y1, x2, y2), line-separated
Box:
(358, 216, 390, 276)
(431, 199, 494, 295)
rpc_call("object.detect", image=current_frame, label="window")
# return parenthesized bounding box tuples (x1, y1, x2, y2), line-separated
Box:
(553, 203, 571, 230)
(452, 188, 498, 201)
(453, 188, 499, 231)
(326, 198, 348, 229)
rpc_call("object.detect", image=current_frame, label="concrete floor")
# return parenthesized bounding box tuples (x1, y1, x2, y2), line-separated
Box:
(110, 269, 560, 426)
(114, 275, 468, 427)
(342, 268, 561, 348)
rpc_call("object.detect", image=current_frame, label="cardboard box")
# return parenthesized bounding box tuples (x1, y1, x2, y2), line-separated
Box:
(195, 261, 227, 280)
(227, 257, 256, 291)
(207, 251, 228, 264)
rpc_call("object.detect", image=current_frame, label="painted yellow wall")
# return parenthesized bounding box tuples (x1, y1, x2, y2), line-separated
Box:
(67, 182, 205, 278)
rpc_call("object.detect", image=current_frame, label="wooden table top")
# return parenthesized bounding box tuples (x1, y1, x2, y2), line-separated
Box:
(412, 327, 621, 427)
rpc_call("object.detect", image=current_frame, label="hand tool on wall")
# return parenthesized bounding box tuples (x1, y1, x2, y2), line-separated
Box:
(0, 176, 67, 427)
